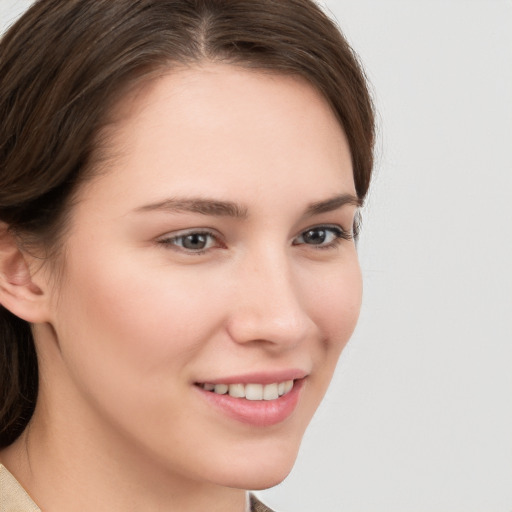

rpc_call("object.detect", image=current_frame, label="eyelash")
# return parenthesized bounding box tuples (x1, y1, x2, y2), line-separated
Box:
(157, 225, 352, 255)
(158, 230, 222, 255)
(292, 225, 353, 250)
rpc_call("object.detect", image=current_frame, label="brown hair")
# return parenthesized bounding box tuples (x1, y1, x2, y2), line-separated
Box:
(0, 0, 375, 447)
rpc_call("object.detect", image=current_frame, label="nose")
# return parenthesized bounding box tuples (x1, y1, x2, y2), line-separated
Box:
(225, 248, 315, 351)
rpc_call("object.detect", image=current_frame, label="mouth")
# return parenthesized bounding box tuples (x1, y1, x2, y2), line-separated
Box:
(194, 377, 305, 427)
(196, 380, 294, 400)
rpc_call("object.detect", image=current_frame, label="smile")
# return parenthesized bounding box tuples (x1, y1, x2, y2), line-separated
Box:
(196, 378, 304, 427)
(199, 380, 294, 400)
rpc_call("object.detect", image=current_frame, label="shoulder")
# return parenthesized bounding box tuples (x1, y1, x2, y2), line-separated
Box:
(0, 464, 41, 512)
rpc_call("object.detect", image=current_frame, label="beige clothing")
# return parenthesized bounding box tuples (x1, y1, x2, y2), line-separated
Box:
(0, 465, 40, 512)
(249, 493, 275, 512)
(0, 464, 274, 512)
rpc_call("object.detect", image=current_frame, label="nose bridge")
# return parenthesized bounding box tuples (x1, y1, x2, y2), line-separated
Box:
(227, 244, 312, 347)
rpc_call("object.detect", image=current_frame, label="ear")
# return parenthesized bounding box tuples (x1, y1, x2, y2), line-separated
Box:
(0, 222, 50, 323)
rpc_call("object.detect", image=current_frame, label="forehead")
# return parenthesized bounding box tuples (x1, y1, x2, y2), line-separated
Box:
(82, 63, 354, 212)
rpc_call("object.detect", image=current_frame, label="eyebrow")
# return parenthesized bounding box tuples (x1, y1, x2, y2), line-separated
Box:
(135, 197, 249, 218)
(135, 193, 361, 218)
(304, 193, 362, 216)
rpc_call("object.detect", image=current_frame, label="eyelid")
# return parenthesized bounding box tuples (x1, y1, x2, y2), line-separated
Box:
(157, 227, 218, 238)
(156, 228, 224, 253)
(300, 223, 352, 237)
(293, 224, 353, 248)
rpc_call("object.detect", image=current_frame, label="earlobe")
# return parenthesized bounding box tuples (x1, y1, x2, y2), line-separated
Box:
(0, 222, 49, 323)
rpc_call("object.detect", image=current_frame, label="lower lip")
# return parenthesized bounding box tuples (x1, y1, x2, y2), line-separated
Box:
(196, 379, 304, 427)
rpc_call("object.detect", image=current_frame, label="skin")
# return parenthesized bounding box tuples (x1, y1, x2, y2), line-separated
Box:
(0, 64, 362, 511)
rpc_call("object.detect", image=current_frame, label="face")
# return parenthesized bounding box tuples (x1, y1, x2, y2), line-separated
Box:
(40, 64, 362, 490)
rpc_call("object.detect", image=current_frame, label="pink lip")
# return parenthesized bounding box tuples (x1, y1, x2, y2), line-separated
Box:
(195, 378, 306, 427)
(196, 368, 308, 385)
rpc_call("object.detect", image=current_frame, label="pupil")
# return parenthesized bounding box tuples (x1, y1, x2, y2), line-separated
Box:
(183, 233, 207, 250)
(304, 229, 326, 244)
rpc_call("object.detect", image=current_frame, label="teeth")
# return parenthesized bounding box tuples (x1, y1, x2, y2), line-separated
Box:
(263, 383, 279, 400)
(228, 383, 245, 398)
(283, 380, 293, 394)
(214, 383, 228, 395)
(245, 383, 263, 401)
(201, 380, 295, 400)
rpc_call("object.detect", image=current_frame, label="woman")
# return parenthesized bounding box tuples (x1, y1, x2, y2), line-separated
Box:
(0, 0, 374, 510)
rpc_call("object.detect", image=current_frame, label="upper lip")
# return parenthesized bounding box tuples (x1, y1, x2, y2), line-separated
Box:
(195, 368, 308, 385)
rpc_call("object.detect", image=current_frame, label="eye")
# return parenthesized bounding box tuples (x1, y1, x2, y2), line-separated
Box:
(158, 230, 220, 253)
(293, 225, 351, 248)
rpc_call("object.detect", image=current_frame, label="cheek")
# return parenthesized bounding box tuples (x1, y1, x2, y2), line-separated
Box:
(49, 251, 234, 466)
(52, 249, 226, 400)
(305, 264, 362, 421)
(300, 254, 362, 399)
(91, 275, 215, 359)
(307, 257, 362, 346)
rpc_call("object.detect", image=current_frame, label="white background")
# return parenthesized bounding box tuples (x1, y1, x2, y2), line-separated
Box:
(1, 1, 511, 511)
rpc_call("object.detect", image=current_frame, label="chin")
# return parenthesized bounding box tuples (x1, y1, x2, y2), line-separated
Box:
(245, 471, 293, 491)
(222, 464, 295, 491)
(209, 438, 301, 491)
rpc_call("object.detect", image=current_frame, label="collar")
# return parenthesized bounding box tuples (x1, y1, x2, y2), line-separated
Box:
(0, 464, 41, 512)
